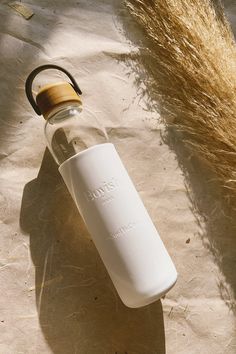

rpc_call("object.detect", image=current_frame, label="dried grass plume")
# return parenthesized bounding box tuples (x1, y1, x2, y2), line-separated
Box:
(126, 0, 236, 195)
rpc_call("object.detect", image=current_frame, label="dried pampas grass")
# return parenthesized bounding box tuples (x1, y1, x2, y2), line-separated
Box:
(126, 0, 236, 195)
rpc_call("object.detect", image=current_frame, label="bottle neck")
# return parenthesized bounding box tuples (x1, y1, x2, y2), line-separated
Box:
(46, 101, 82, 122)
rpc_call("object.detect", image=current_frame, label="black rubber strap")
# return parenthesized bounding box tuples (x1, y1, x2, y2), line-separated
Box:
(25, 64, 82, 115)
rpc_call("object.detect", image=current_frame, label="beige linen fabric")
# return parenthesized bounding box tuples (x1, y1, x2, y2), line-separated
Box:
(0, 1, 235, 353)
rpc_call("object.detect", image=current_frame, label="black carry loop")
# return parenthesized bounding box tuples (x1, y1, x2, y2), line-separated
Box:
(25, 64, 82, 115)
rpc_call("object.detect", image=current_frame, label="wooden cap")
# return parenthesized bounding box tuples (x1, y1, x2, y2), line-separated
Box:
(36, 82, 82, 118)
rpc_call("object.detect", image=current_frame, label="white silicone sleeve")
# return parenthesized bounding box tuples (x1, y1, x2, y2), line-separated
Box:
(59, 143, 177, 307)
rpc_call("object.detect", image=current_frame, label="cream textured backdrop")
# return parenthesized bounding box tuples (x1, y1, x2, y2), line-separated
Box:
(0, 1, 235, 353)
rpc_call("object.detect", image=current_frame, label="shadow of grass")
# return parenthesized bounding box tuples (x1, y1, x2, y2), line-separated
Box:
(116, 0, 236, 312)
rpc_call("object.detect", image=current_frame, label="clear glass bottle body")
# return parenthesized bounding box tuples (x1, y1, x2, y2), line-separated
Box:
(44, 102, 108, 165)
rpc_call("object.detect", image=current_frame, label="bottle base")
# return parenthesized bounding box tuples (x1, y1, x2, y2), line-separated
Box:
(122, 272, 178, 308)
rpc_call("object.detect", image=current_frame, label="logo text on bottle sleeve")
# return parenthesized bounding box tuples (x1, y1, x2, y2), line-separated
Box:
(84, 177, 119, 202)
(107, 221, 138, 240)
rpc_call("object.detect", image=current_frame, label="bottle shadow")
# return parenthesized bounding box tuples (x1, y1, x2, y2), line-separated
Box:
(20, 148, 166, 354)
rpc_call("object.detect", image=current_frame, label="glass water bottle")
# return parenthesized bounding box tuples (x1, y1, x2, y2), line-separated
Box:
(25, 65, 177, 308)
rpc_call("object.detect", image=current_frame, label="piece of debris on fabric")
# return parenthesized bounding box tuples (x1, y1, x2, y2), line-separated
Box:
(8, 2, 34, 20)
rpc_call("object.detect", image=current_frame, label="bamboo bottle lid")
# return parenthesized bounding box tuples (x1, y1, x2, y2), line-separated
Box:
(36, 82, 82, 118)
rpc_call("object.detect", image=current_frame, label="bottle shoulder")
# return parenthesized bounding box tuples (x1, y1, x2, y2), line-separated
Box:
(45, 104, 82, 126)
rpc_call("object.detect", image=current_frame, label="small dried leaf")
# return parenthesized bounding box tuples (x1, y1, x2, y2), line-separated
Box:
(8, 2, 34, 20)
